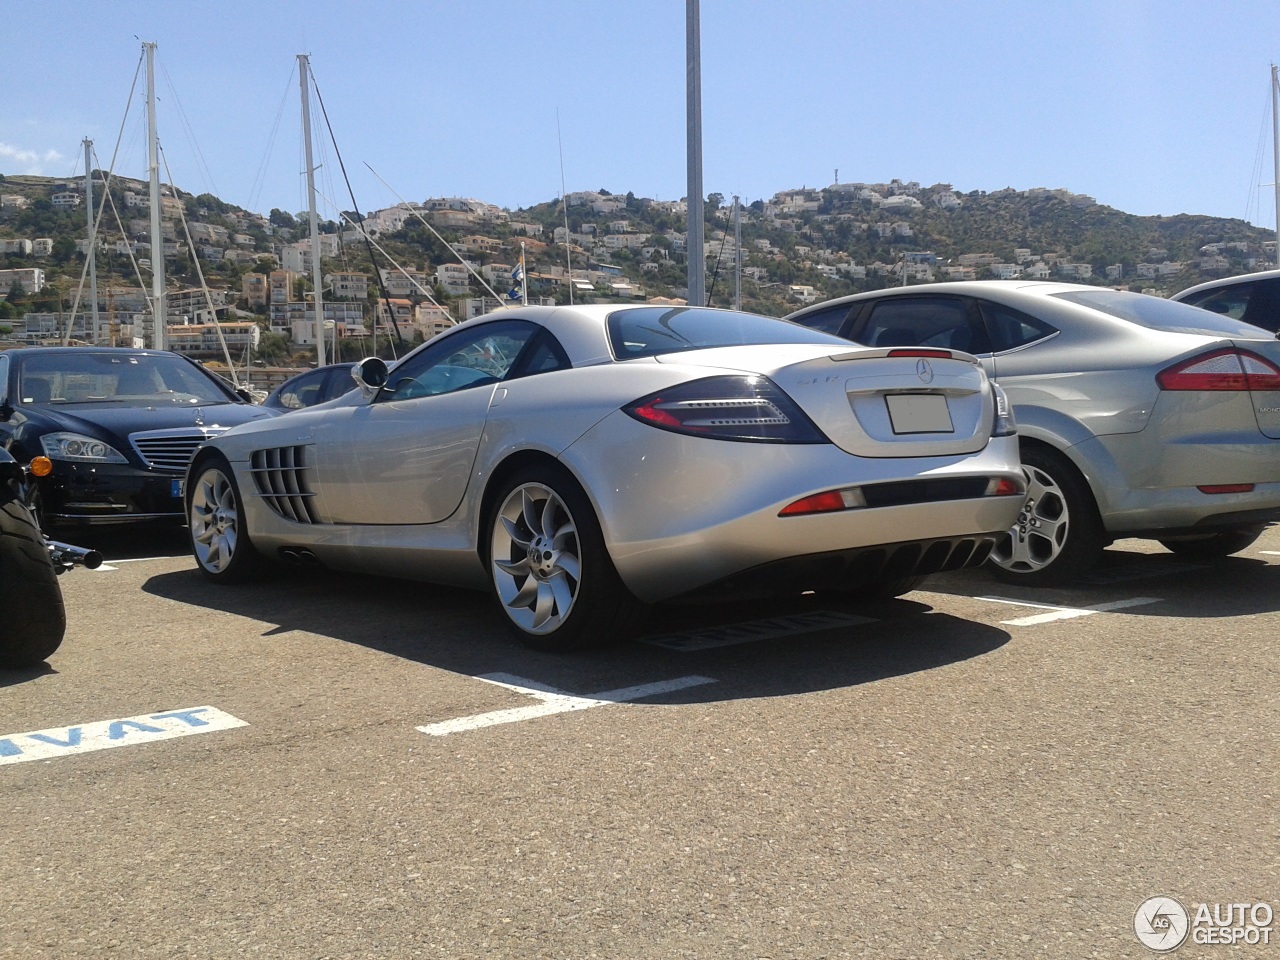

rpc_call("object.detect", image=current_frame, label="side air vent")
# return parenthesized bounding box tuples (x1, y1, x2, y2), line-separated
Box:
(250, 445, 318, 524)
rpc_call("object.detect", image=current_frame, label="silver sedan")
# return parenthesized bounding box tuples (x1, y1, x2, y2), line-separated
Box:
(185, 304, 1024, 650)
(788, 281, 1280, 583)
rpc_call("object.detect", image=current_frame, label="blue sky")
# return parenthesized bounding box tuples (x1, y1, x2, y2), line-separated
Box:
(4, 0, 1280, 226)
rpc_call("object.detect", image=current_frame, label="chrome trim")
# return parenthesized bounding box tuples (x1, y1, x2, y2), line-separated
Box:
(130, 426, 226, 473)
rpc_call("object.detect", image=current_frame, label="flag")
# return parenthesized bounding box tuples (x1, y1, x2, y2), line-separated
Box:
(507, 258, 525, 301)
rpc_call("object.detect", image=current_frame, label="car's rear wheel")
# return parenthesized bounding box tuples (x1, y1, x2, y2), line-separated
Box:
(188, 454, 262, 583)
(487, 463, 646, 652)
(989, 445, 1105, 584)
(1158, 525, 1267, 559)
(0, 487, 66, 668)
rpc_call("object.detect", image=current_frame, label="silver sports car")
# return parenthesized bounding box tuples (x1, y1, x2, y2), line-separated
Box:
(788, 282, 1280, 583)
(185, 304, 1025, 650)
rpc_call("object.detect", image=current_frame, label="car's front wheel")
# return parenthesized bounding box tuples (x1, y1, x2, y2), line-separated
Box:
(487, 463, 645, 652)
(1158, 525, 1267, 559)
(187, 454, 263, 583)
(989, 445, 1105, 584)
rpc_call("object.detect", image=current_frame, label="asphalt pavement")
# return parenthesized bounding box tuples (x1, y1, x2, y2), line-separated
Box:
(1, 526, 1277, 958)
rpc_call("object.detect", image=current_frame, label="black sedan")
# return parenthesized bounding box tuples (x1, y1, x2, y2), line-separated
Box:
(0, 347, 277, 529)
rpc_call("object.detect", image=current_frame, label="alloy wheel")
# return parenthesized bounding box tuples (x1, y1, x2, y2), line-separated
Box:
(490, 482, 582, 635)
(190, 468, 241, 574)
(991, 464, 1069, 574)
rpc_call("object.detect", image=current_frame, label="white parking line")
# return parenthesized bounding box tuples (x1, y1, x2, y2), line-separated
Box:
(978, 595, 1159, 626)
(416, 673, 716, 737)
(91, 556, 182, 572)
(1261, 551, 1280, 556)
(0, 707, 247, 766)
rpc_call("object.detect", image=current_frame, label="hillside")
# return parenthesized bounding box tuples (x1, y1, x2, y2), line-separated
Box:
(1, 171, 1273, 337)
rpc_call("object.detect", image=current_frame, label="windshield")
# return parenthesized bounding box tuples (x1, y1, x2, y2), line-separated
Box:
(608, 306, 849, 360)
(18, 352, 237, 406)
(1053, 290, 1276, 339)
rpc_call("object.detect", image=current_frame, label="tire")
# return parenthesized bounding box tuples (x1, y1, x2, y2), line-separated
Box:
(988, 445, 1105, 585)
(486, 462, 646, 652)
(187, 453, 264, 583)
(1159, 525, 1267, 559)
(0, 488, 66, 669)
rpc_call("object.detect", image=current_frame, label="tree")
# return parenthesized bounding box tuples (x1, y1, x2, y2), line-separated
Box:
(51, 236, 77, 264)
(255, 330, 290, 363)
(269, 208, 297, 230)
(706, 193, 724, 213)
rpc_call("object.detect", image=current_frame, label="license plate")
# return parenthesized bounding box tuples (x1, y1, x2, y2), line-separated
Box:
(886, 393, 954, 434)
(171, 478, 185, 498)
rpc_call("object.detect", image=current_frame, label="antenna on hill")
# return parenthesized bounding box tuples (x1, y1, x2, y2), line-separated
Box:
(556, 109, 573, 306)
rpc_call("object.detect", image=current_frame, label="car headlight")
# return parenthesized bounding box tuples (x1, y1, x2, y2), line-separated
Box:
(40, 432, 129, 464)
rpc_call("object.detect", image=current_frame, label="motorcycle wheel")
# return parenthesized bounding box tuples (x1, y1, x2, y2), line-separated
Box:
(0, 486, 66, 668)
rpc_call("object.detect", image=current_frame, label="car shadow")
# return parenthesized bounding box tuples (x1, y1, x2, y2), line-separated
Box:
(140, 564, 1010, 704)
(921, 543, 1280, 618)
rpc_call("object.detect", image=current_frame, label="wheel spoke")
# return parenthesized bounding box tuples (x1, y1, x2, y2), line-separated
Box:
(521, 489, 542, 536)
(548, 572, 574, 618)
(531, 580, 556, 628)
(495, 556, 531, 576)
(500, 514, 530, 548)
(554, 551, 580, 582)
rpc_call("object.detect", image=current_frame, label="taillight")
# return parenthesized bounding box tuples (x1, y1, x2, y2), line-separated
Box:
(623, 375, 828, 443)
(1156, 348, 1280, 391)
(991, 383, 1017, 437)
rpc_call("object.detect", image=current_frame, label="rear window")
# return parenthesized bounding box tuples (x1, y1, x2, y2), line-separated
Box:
(1053, 290, 1275, 338)
(608, 306, 847, 359)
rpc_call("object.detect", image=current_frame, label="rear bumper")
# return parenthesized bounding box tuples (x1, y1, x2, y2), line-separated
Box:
(561, 410, 1024, 603)
(1085, 430, 1280, 533)
(676, 533, 998, 602)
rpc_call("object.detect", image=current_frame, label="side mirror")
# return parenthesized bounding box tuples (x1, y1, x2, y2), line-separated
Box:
(352, 357, 389, 397)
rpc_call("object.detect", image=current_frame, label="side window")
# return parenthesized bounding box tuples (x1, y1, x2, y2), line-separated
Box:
(0, 355, 9, 405)
(979, 301, 1058, 352)
(1180, 283, 1253, 320)
(1242, 279, 1280, 333)
(857, 298, 989, 353)
(792, 303, 853, 337)
(382, 320, 537, 402)
(320, 366, 356, 404)
(508, 330, 571, 379)
(276, 369, 329, 410)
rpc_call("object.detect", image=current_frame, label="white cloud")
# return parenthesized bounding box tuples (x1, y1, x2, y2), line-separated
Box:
(0, 142, 67, 175)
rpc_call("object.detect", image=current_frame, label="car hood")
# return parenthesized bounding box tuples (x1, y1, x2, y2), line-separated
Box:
(25, 401, 276, 440)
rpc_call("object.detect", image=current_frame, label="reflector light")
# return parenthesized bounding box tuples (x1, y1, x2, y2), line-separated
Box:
(1197, 484, 1255, 494)
(779, 487, 866, 516)
(986, 477, 1025, 497)
(887, 349, 952, 359)
(29, 456, 53, 478)
(1157, 348, 1280, 391)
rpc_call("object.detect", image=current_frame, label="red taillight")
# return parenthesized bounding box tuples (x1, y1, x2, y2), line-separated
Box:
(779, 490, 849, 516)
(887, 349, 952, 359)
(1197, 484, 1255, 494)
(1157, 348, 1280, 391)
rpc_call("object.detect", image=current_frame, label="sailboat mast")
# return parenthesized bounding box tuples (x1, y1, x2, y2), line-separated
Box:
(685, 0, 705, 308)
(83, 137, 100, 342)
(732, 195, 741, 311)
(1272, 64, 1279, 267)
(299, 54, 326, 367)
(145, 42, 166, 350)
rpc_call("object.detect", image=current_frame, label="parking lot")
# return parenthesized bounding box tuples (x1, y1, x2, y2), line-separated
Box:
(2, 526, 1277, 959)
